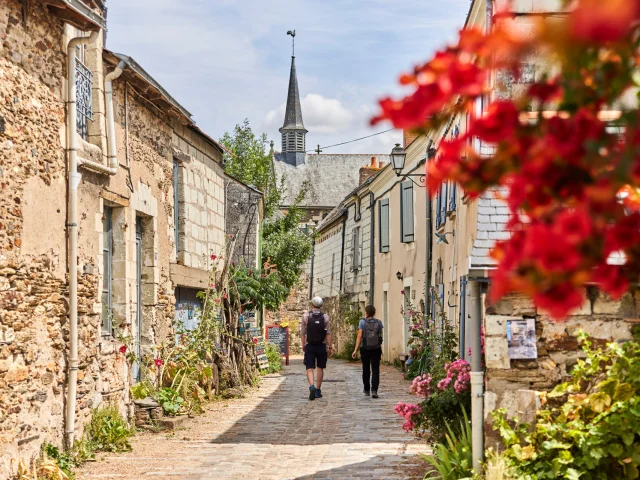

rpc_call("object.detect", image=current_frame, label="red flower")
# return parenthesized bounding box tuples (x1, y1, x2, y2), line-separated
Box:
(119, 345, 127, 354)
(222, 293, 227, 300)
(154, 358, 163, 367)
(210, 254, 217, 261)
(528, 80, 562, 103)
(469, 101, 519, 144)
(593, 264, 629, 299)
(252, 337, 258, 344)
(570, 0, 639, 43)
(553, 209, 592, 246)
(534, 283, 585, 320)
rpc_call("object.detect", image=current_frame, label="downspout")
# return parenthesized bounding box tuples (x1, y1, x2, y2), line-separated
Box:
(470, 0, 492, 470)
(78, 58, 127, 175)
(368, 192, 375, 305)
(425, 146, 435, 321)
(65, 29, 99, 448)
(309, 234, 316, 299)
(470, 279, 484, 471)
(339, 212, 347, 293)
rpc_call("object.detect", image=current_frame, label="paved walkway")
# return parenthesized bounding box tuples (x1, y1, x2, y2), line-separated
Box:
(79, 358, 429, 480)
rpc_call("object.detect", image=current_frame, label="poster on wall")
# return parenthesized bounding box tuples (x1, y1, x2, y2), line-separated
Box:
(506, 318, 537, 359)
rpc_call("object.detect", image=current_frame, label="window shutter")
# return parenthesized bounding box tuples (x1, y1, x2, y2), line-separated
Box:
(448, 183, 457, 212)
(400, 181, 414, 243)
(379, 199, 390, 253)
(436, 188, 442, 228)
(439, 182, 448, 223)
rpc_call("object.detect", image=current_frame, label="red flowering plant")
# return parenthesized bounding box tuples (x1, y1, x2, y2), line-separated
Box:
(373, 0, 640, 319)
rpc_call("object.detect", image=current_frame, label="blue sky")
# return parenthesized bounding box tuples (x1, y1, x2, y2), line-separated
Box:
(105, 0, 470, 154)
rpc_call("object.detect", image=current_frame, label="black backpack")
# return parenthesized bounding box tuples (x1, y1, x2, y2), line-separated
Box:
(362, 318, 382, 350)
(306, 311, 326, 345)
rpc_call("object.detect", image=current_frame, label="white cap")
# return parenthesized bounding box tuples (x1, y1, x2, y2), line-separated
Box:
(311, 296, 323, 308)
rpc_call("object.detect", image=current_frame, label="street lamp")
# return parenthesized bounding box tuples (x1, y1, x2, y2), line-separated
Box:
(391, 143, 407, 174)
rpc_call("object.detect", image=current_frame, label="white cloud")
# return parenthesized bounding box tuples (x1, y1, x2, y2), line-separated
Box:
(264, 93, 355, 134)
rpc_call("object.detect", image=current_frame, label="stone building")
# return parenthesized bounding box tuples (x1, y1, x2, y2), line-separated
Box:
(0, 1, 248, 473)
(225, 177, 263, 270)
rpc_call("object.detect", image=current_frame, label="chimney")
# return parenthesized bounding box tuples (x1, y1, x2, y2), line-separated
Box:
(404, 129, 418, 147)
(359, 156, 381, 185)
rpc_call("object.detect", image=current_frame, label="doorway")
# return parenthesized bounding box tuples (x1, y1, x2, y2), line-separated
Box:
(133, 217, 143, 381)
(403, 287, 412, 354)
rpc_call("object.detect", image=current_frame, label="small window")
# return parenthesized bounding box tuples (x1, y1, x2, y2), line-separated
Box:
(379, 198, 389, 253)
(355, 197, 362, 221)
(102, 207, 113, 334)
(448, 183, 457, 213)
(400, 181, 414, 243)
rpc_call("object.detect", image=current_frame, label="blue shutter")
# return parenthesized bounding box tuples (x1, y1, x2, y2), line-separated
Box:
(448, 183, 457, 212)
(439, 182, 448, 224)
(436, 189, 442, 229)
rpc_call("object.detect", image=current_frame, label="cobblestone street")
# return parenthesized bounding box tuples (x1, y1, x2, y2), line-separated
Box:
(79, 358, 429, 479)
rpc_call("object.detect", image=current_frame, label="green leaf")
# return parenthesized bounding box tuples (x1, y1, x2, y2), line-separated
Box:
(550, 382, 569, 398)
(608, 443, 624, 458)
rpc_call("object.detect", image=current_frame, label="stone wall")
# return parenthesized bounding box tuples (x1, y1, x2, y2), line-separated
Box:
(265, 274, 311, 354)
(225, 178, 262, 269)
(483, 289, 637, 448)
(0, 1, 76, 470)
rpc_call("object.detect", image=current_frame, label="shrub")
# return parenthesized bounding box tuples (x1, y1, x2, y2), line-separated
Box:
(263, 342, 283, 374)
(493, 332, 640, 479)
(422, 409, 473, 480)
(86, 405, 133, 453)
(154, 387, 184, 416)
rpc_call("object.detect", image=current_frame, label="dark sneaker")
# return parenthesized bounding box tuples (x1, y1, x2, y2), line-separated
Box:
(309, 386, 317, 401)
(315, 388, 323, 399)
(372, 391, 379, 398)
(364, 390, 370, 396)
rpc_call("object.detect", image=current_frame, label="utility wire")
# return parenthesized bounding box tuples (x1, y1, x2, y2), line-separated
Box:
(306, 128, 395, 153)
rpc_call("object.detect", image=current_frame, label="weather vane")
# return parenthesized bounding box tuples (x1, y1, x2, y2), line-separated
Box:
(287, 29, 296, 56)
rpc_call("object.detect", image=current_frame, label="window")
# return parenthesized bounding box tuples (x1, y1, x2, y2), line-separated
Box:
(330, 253, 336, 280)
(173, 159, 180, 255)
(355, 197, 362, 221)
(102, 207, 113, 334)
(400, 181, 414, 243)
(378, 198, 390, 253)
(75, 47, 93, 139)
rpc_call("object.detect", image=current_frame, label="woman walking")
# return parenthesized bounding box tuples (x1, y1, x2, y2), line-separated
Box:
(352, 305, 384, 398)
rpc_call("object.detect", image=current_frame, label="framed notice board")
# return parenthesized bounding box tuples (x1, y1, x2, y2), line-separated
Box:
(266, 325, 290, 366)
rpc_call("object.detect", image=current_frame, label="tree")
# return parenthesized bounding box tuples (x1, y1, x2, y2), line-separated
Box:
(372, 0, 640, 319)
(219, 119, 283, 218)
(261, 192, 314, 292)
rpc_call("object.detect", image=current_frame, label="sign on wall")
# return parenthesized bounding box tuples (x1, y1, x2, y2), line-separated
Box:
(265, 325, 290, 366)
(506, 318, 537, 359)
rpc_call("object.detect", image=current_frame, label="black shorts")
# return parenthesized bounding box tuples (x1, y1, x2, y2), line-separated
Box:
(304, 343, 327, 369)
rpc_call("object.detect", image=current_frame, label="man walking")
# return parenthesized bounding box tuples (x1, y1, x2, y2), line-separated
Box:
(352, 305, 383, 398)
(301, 296, 333, 400)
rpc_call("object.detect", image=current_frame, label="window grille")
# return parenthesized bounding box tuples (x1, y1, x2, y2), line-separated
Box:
(75, 57, 93, 139)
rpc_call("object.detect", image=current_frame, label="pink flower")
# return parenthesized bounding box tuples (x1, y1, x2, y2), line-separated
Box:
(210, 282, 215, 288)
(210, 254, 217, 261)
(253, 337, 258, 344)
(154, 358, 163, 367)
(400, 290, 405, 295)
(394, 402, 423, 432)
(119, 345, 127, 354)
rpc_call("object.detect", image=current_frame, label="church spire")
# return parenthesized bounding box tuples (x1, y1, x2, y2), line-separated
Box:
(279, 30, 307, 166)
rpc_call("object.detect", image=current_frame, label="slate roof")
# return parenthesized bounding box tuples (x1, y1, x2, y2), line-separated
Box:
(274, 153, 390, 208)
(280, 56, 306, 132)
(469, 187, 511, 270)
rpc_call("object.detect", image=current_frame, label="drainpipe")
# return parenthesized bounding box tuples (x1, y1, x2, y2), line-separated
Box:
(425, 146, 435, 320)
(470, 279, 484, 471)
(65, 29, 99, 448)
(339, 212, 347, 293)
(309, 234, 316, 299)
(368, 192, 375, 305)
(78, 58, 127, 175)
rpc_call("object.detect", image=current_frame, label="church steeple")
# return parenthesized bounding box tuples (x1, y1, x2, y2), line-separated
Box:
(279, 31, 307, 166)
